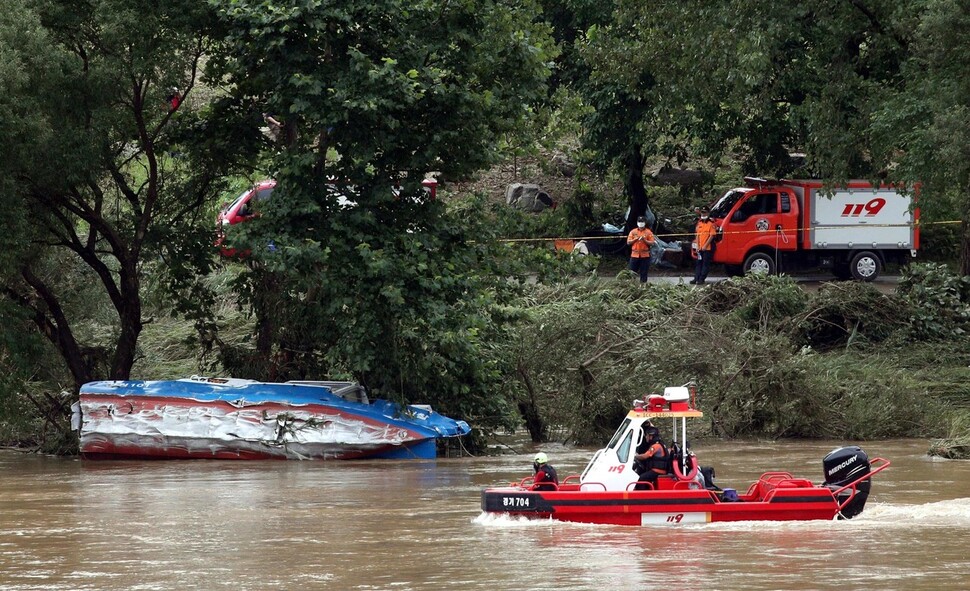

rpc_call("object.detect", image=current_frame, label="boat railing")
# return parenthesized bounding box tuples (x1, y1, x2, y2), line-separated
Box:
(561, 475, 582, 486)
(746, 472, 801, 500)
(513, 476, 559, 491)
(745, 471, 797, 500)
(579, 481, 608, 492)
(512, 473, 584, 491)
(671, 479, 706, 491)
(833, 457, 891, 512)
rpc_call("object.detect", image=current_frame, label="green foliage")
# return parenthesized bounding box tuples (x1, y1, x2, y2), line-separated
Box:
(205, 0, 557, 435)
(501, 275, 958, 443)
(556, 0, 970, 269)
(917, 222, 962, 263)
(0, 0, 226, 394)
(506, 279, 692, 444)
(491, 200, 572, 241)
(0, 304, 51, 445)
(870, 0, 970, 267)
(719, 275, 809, 332)
(897, 262, 970, 339)
(799, 282, 905, 350)
(208, 0, 554, 181)
(929, 410, 970, 459)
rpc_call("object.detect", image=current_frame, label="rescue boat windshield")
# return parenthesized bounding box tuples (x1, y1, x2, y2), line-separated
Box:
(709, 189, 747, 219)
(616, 429, 634, 463)
(606, 418, 632, 450)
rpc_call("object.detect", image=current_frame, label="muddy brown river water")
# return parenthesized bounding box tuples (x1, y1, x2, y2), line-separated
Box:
(1, 438, 967, 590)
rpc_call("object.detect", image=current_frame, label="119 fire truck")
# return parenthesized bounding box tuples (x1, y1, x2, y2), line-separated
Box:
(708, 178, 918, 281)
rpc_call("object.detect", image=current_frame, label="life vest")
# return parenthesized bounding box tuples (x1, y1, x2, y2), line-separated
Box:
(695, 219, 718, 251)
(626, 228, 655, 258)
(644, 441, 668, 474)
(534, 464, 559, 489)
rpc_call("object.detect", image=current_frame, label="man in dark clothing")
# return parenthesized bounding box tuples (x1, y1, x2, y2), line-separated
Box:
(532, 452, 559, 490)
(634, 425, 668, 490)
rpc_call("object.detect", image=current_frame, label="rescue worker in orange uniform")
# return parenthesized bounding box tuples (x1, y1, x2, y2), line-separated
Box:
(691, 207, 718, 285)
(634, 425, 668, 490)
(626, 215, 656, 283)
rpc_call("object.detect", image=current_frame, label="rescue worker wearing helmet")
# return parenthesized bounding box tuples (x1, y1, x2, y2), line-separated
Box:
(532, 452, 559, 491)
(633, 424, 669, 490)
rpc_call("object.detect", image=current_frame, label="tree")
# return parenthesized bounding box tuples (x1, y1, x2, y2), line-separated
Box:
(871, 0, 970, 273)
(592, 0, 970, 271)
(206, 0, 554, 429)
(548, 0, 659, 231)
(0, 0, 222, 393)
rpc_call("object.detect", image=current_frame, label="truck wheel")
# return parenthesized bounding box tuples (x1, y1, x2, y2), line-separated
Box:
(849, 251, 882, 281)
(743, 252, 775, 276)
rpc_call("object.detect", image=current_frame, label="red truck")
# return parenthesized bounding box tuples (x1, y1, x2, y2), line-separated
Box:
(708, 178, 918, 281)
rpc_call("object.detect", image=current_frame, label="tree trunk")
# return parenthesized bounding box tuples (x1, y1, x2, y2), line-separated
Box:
(110, 259, 142, 380)
(20, 268, 93, 392)
(516, 363, 546, 442)
(961, 219, 970, 276)
(623, 144, 649, 233)
(252, 269, 278, 380)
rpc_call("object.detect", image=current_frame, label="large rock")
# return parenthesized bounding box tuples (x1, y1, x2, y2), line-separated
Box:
(650, 166, 713, 187)
(506, 183, 554, 212)
(550, 153, 576, 177)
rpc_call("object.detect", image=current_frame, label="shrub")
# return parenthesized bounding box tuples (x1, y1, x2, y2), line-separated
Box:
(799, 282, 905, 350)
(896, 263, 970, 340)
(503, 274, 956, 444)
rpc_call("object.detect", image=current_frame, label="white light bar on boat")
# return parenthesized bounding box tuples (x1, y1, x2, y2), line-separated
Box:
(663, 387, 690, 402)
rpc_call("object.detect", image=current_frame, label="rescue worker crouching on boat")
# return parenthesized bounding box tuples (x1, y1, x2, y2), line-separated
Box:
(532, 452, 559, 491)
(634, 424, 668, 490)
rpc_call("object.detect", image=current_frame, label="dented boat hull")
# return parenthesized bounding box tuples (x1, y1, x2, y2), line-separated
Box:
(79, 378, 470, 460)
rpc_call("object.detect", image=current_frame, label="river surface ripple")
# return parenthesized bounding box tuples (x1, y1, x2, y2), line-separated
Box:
(1, 439, 967, 591)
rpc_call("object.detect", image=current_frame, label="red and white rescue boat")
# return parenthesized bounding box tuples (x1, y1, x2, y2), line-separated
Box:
(481, 385, 889, 526)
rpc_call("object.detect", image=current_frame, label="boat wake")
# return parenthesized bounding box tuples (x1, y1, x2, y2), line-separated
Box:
(473, 512, 566, 528)
(853, 499, 970, 528)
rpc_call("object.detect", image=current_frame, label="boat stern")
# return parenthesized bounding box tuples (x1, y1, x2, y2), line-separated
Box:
(822, 446, 886, 519)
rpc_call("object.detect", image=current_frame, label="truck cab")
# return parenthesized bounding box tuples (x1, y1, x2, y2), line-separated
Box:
(710, 186, 800, 275)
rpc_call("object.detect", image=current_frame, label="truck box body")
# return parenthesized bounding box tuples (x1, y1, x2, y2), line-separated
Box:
(708, 178, 918, 280)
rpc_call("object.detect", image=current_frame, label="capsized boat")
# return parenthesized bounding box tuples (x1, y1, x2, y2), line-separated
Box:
(481, 384, 889, 525)
(79, 376, 470, 460)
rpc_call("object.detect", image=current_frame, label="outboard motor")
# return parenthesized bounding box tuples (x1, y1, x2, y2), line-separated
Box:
(822, 446, 872, 519)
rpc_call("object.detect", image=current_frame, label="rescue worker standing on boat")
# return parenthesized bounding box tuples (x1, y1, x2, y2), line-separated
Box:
(634, 424, 668, 489)
(532, 452, 559, 490)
